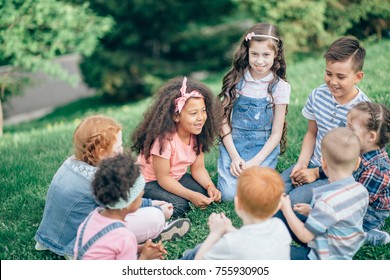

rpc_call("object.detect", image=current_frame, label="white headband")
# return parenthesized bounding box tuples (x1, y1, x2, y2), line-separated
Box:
(245, 32, 279, 42)
(106, 174, 145, 210)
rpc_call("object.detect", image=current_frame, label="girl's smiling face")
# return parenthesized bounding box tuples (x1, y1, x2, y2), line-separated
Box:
(248, 40, 276, 80)
(175, 97, 207, 142)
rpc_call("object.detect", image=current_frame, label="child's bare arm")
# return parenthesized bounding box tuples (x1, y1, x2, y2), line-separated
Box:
(293, 203, 312, 216)
(291, 120, 318, 185)
(190, 153, 221, 203)
(195, 213, 230, 260)
(281, 195, 315, 243)
(221, 119, 245, 177)
(246, 104, 286, 168)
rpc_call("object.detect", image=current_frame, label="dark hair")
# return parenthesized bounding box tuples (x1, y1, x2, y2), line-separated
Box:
(92, 152, 140, 206)
(218, 22, 288, 154)
(323, 36, 366, 72)
(351, 101, 390, 148)
(131, 76, 220, 161)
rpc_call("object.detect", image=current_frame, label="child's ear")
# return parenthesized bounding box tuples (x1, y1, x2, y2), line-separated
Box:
(354, 71, 364, 83)
(368, 131, 378, 143)
(173, 113, 179, 123)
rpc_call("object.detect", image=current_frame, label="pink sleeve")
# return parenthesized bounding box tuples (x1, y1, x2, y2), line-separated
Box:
(150, 138, 172, 160)
(273, 80, 291, 104)
(115, 231, 138, 260)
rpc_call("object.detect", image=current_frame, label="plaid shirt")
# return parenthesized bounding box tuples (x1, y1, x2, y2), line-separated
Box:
(353, 148, 390, 211)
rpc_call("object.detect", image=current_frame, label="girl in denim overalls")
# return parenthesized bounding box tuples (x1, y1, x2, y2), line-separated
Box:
(217, 23, 291, 201)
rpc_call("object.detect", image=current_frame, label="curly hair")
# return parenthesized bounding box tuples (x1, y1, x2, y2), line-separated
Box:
(73, 115, 122, 166)
(131, 76, 220, 161)
(92, 152, 140, 207)
(349, 101, 390, 148)
(218, 22, 288, 154)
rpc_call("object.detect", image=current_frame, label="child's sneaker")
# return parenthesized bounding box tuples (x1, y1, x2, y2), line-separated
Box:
(366, 229, 390, 246)
(154, 218, 191, 242)
(35, 242, 48, 251)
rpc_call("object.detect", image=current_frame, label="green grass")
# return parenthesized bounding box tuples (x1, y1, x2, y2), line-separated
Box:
(1, 39, 390, 260)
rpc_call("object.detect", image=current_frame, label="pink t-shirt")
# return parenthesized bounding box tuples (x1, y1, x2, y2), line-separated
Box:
(74, 208, 137, 260)
(138, 133, 198, 182)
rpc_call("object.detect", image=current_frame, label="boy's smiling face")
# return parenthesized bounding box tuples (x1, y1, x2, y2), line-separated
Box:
(324, 58, 364, 104)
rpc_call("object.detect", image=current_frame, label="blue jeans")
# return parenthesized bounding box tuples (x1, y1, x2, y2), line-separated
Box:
(281, 163, 329, 205)
(180, 243, 202, 260)
(143, 173, 208, 217)
(290, 245, 310, 260)
(363, 205, 390, 245)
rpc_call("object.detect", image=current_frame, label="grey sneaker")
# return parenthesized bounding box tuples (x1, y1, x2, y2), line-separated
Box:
(35, 242, 48, 251)
(155, 218, 191, 242)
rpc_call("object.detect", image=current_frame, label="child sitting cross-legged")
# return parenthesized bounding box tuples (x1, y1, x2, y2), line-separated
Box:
(281, 127, 369, 260)
(74, 153, 167, 260)
(181, 166, 291, 260)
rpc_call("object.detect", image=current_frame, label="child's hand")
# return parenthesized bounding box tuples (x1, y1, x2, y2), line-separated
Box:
(138, 239, 167, 260)
(151, 200, 169, 207)
(293, 203, 311, 216)
(190, 192, 213, 210)
(280, 194, 292, 212)
(159, 203, 174, 220)
(290, 163, 307, 186)
(207, 185, 222, 203)
(230, 156, 245, 177)
(152, 200, 173, 220)
(292, 168, 318, 186)
(208, 212, 229, 236)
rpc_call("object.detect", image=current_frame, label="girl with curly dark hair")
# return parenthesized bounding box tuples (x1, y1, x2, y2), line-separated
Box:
(132, 76, 221, 217)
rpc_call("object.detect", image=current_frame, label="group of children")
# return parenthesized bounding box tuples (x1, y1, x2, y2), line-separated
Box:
(34, 22, 390, 260)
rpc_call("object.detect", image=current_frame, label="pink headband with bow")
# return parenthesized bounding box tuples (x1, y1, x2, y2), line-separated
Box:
(174, 77, 204, 113)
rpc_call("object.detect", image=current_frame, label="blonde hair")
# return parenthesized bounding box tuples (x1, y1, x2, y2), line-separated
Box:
(237, 166, 284, 219)
(321, 127, 360, 171)
(73, 115, 122, 166)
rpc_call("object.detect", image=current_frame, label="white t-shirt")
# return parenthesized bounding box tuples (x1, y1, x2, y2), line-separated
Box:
(204, 218, 291, 260)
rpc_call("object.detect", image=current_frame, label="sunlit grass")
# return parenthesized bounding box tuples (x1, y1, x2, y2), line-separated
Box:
(1, 40, 389, 260)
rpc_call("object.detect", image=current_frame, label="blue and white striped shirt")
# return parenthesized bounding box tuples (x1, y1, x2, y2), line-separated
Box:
(305, 176, 369, 260)
(302, 84, 370, 166)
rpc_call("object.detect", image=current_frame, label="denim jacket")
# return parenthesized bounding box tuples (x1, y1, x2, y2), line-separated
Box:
(34, 156, 152, 256)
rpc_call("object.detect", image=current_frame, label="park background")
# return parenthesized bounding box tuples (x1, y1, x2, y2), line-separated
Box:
(0, 0, 389, 260)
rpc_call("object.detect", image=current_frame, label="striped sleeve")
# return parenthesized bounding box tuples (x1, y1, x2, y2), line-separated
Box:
(305, 200, 337, 236)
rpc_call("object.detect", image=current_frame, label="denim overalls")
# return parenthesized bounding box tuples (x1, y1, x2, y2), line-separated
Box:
(76, 212, 125, 260)
(217, 81, 280, 201)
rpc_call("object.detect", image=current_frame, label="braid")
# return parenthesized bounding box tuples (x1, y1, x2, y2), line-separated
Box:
(352, 101, 390, 148)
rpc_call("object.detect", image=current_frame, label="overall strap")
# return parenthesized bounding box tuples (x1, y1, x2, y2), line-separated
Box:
(77, 213, 125, 260)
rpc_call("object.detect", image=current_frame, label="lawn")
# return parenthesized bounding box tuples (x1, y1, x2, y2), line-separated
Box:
(1, 39, 389, 260)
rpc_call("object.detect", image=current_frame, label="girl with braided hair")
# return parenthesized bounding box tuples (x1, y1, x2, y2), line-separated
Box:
(217, 22, 290, 201)
(348, 101, 390, 246)
(132, 76, 221, 217)
(35, 115, 189, 259)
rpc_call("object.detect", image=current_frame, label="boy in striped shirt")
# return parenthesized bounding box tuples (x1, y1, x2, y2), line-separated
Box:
(281, 128, 369, 260)
(280, 36, 370, 210)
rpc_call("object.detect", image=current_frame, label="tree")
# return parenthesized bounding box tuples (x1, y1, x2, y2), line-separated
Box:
(0, 0, 112, 135)
(79, 0, 238, 101)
